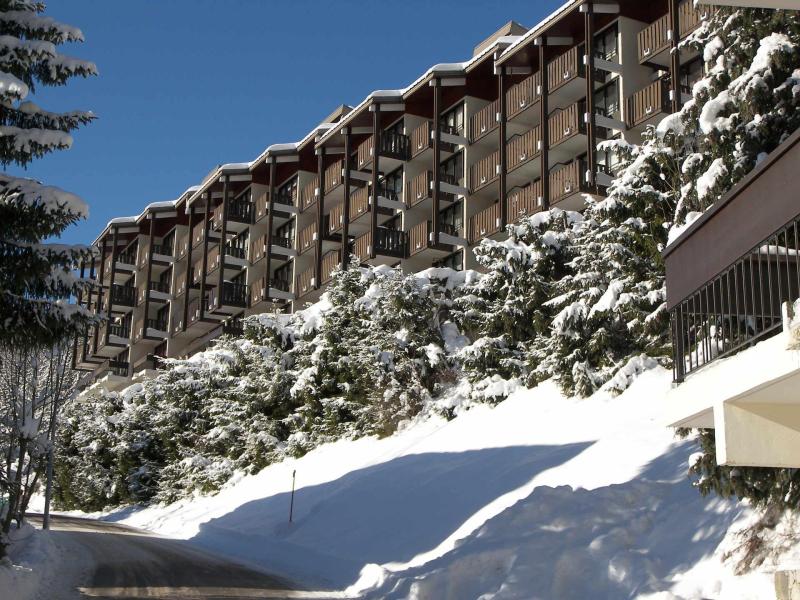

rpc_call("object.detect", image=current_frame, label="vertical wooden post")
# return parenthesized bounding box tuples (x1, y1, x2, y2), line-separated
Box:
(539, 40, 550, 209)
(183, 207, 194, 332)
(370, 105, 381, 260)
(199, 193, 212, 319)
(265, 157, 277, 298)
(498, 66, 508, 228)
(432, 78, 442, 246)
(668, 0, 682, 114)
(143, 213, 155, 335)
(216, 175, 230, 303)
(315, 148, 325, 288)
(107, 227, 119, 341)
(342, 127, 352, 269)
(584, 3, 598, 191)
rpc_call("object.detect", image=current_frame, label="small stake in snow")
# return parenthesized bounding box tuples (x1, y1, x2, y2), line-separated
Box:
(289, 470, 296, 523)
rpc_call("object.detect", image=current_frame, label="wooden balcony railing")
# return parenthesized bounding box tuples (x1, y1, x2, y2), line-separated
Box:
(324, 159, 344, 194)
(507, 180, 544, 223)
(298, 221, 317, 254)
(192, 258, 203, 285)
(469, 150, 500, 193)
(507, 71, 542, 119)
(469, 99, 499, 143)
(407, 170, 432, 207)
(679, 1, 704, 37)
(321, 250, 340, 284)
(192, 220, 206, 248)
(408, 220, 432, 256)
(206, 244, 220, 275)
(469, 203, 501, 244)
(254, 189, 269, 222)
(174, 271, 188, 296)
(507, 126, 542, 172)
(349, 186, 370, 221)
(328, 202, 345, 235)
(626, 78, 671, 128)
(251, 277, 266, 306)
(176, 230, 190, 259)
(410, 120, 432, 158)
(547, 45, 584, 93)
(549, 160, 587, 205)
(296, 266, 315, 297)
(548, 101, 584, 147)
(301, 177, 319, 211)
(250, 233, 268, 263)
(637, 14, 670, 63)
(357, 132, 411, 169)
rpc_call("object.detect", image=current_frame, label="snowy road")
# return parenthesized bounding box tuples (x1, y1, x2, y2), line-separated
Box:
(27, 515, 344, 599)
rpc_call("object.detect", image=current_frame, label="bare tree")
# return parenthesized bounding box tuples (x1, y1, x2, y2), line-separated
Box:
(0, 340, 79, 558)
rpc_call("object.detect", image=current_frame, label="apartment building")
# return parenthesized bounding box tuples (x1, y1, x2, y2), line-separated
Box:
(75, 0, 709, 390)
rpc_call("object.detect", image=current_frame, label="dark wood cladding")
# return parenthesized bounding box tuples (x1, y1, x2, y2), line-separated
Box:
(301, 177, 318, 211)
(549, 159, 587, 205)
(626, 78, 670, 127)
(408, 220, 432, 256)
(410, 121, 432, 158)
(547, 45, 584, 93)
(507, 126, 542, 173)
(407, 170, 432, 207)
(507, 180, 544, 222)
(507, 71, 542, 120)
(664, 128, 800, 309)
(349, 186, 370, 221)
(324, 159, 344, 194)
(470, 150, 500, 193)
(638, 0, 705, 63)
(548, 101, 584, 147)
(469, 99, 499, 143)
(469, 202, 501, 243)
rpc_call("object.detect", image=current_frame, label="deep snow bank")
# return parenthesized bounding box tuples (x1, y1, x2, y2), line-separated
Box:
(104, 368, 775, 598)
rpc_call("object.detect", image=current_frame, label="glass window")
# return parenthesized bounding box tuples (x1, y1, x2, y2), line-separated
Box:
(439, 102, 465, 136)
(381, 167, 403, 201)
(594, 80, 620, 119)
(596, 133, 621, 174)
(277, 176, 298, 205)
(434, 249, 464, 271)
(679, 58, 704, 95)
(439, 200, 464, 237)
(273, 262, 292, 284)
(594, 24, 618, 62)
(275, 219, 295, 245)
(441, 151, 464, 186)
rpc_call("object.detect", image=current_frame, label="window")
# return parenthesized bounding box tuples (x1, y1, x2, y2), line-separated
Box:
(441, 151, 464, 186)
(596, 133, 621, 174)
(385, 118, 404, 137)
(594, 24, 618, 62)
(679, 58, 704, 95)
(276, 176, 298, 205)
(158, 267, 171, 287)
(594, 79, 620, 119)
(439, 200, 464, 237)
(273, 262, 292, 286)
(381, 167, 403, 202)
(275, 219, 295, 247)
(439, 102, 465, 136)
(230, 271, 246, 285)
(434, 249, 464, 271)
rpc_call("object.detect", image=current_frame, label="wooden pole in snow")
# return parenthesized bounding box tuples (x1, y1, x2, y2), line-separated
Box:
(289, 470, 296, 523)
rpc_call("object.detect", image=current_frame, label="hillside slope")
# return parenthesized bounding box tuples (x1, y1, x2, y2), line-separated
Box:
(99, 367, 775, 599)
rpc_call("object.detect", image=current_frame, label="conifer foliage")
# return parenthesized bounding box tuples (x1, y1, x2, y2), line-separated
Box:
(0, 1, 97, 345)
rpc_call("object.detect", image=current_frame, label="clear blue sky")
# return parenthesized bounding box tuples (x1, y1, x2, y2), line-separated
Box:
(15, 0, 562, 245)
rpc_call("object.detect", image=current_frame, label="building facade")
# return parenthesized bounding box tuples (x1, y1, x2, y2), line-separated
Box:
(75, 0, 710, 390)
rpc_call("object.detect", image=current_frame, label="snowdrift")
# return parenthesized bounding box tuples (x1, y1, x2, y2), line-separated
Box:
(97, 367, 778, 599)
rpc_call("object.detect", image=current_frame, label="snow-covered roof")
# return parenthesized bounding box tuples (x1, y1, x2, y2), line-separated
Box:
(188, 162, 253, 205)
(250, 122, 339, 169)
(496, 1, 579, 64)
(144, 199, 177, 211)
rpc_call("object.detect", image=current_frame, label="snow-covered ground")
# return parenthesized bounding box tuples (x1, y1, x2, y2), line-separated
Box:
(80, 366, 782, 599)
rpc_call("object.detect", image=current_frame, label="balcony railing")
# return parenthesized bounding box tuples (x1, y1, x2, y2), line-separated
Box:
(637, 2, 703, 64)
(222, 319, 244, 336)
(320, 250, 340, 285)
(149, 280, 170, 294)
(250, 234, 267, 263)
(296, 266, 316, 297)
(328, 202, 345, 235)
(146, 318, 167, 332)
(469, 150, 500, 193)
(210, 281, 248, 309)
(298, 221, 317, 254)
(357, 132, 411, 170)
(174, 271, 188, 296)
(469, 99, 499, 143)
(206, 244, 221, 275)
(549, 159, 588, 206)
(108, 321, 131, 339)
(254, 189, 269, 221)
(626, 78, 671, 128)
(349, 186, 370, 221)
(176, 231, 190, 259)
(272, 235, 292, 249)
(507, 180, 544, 223)
(469, 203, 501, 244)
(507, 71, 542, 120)
(225, 238, 248, 260)
(324, 159, 344, 194)
(226, 198, 254, 225)
(109, 360, 129, 377)
(151, 242, 173, 258)
(548, 101, 585, 147)
(110, 284, 136, 307)
(407, 170, 432, 207)
(270, 277, 291, 293)
(410, 120, 432, 158)
(192, 220, 207, 248)
(301, 177, 319, 211)
(408, 220, 433, 257)
(507, 125, 542, 172)
(547, 45, 584, 93)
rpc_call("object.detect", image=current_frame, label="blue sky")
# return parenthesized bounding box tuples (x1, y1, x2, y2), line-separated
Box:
(17, 0, 562, 244)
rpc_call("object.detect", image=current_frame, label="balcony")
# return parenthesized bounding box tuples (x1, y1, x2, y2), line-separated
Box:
(254, 188, 295, 222)
(507, 71, 542, 121)
(506, 125, 542, 173)
(407, 170, 432, 208)
(410, 120, 433, 159)
(548, 101, 585, 148)
(664, 130, 800, 468)
(251, 276, 294, 305)
(176, 230, 190, 259)
(626, 78, 671, 129)
(209, 281, 248, 310)
(549, 159, 590, 210)
(637, 1, 704, 65)
(327, 202, 345, 236)
(205, 244, 221, 276)
(352, 227, 407, 264)
(109, 360, 130, 378)
(301, 177, 319, 212)
(110, 284, 136, 308)
(137, 279, 170, 305)
(507, 180, 544, 223)
(407, 220, 456, 258)
(547, 45, 585, 102)
(296, 266, 316, 298)
(469, 150, 500, 194)
(469, 99, 499, 144)
(298, 221, 317, 254)
(324, 159, 345, 195)
(225, 238, 248, 261)
(146, 317, 168, 333)
(192, 220, 219, 248)
(174, 271, 189, 297)
(320, 250, 340, 285)
(108, 321, 131, 340)
(211, 198, 253, 230)
(356, 132, 410, 171)
(469, 203, 501, 244)
(349, 186, 370, 222)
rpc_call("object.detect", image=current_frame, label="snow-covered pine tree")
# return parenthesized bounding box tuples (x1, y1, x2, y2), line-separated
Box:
(0, 1, 97, 345)
(540, 131, 682, 397)
(453, 209, 581, 400)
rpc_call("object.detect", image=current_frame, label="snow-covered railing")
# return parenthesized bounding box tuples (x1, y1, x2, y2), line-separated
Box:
(671, 212, 800, 382)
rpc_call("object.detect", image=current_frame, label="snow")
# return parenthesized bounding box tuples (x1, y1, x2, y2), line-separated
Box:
(667, 211, 703, 246)
(696, 157, 728, 202)
(95, 367, 777, 598)
(0, 524, 67, 600)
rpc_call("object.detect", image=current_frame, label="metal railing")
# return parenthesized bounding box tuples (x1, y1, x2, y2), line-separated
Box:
(109, 360, 129, 377)
(108, 321, 131, 339)
(671, 212, 800, 382)
(146, 318, 167, 331)
(111, 284, 136, 306)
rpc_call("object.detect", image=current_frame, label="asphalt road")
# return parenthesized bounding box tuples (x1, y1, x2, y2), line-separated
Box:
(27, 514, 344, 600)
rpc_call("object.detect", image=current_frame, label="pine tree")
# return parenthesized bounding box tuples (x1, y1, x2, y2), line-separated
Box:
(0, 1, 97, 345)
